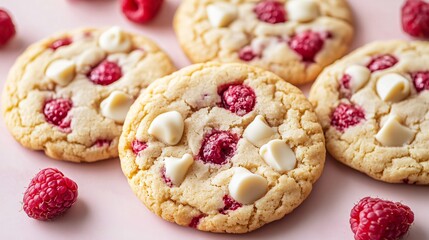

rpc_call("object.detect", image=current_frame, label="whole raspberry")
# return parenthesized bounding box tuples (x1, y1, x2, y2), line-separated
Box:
(23, 168, 78, 221)
(220, 84, 256, 116)
(254, 0, 287, 24)
(132, 139, 148, 154)
(219, 195, 242, 214)
(121, 0, 164, 23)
(88, 60, 122, 86)
(350, 197, 414, 240)
(49, 38, 72, 50)
(411, 71, 429, 92)
(289, 31, 325, 62)
(43, 98, 73, 128)
(367, 54, 398, 72)
(238, 46, 258, 62)
(198, 130, 239, 165)
(402, 0, 429, 38)
(331, 103, 365, 132)
(0, 8, 16, 46)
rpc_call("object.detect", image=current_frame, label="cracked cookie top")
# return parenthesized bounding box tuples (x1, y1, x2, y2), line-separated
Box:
(1, 27, 176, 162)
(309, 41, 429, 185)
(119, 62, 325, 233)
(174, 0, 353, 85)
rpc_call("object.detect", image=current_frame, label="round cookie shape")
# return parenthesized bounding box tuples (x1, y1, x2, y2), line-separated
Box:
(174, 0, 354, 85)
(119, 62, 325, 233)
(1, 27, 176, 162)
(309, 41, 429, 185)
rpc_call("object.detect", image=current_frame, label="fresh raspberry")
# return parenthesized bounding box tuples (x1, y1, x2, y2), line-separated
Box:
(254, 0, 287, 24)
(43, 98, 73, 129)
(198, 130, 239, 165)
(367, 54, 398, 72)
(239, 46, 258, 62)
(161, 167, 173, 187)
(402, 0, 429, 38)
(289, 31, 325, 62)
(121, 0, 164, 23)
(219, 84, 256, 116)
(93, 139, 111, 147)
(49, 38, 72, 50)
(23, 168, 78, 221)
(132, 139, 148, 154)
(331, 103, 365, 132)
(350, 197, 414, 240)
(189, 214, 206, 228)
(411, 71, 429, 92)
(88, 60, 122, 86)
(219, 195, 242, 214)
(0, 8, 16, 46)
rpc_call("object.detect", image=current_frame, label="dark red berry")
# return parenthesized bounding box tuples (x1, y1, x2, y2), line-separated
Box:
(219, 195, 242, 214)
(0, 8, 16, 46)
(43, 98, 73, 129)
(198, 130, 239, 165)
(239, 46, 258, 62)
(367, 54, 398, 72)
(331, 103, 365, 132)
(254, 0, 287, 24)
(402, 0, 429, 38)
(189, 214, 206, 228)
(220, 84, 256, 116)
(289, 31, 325, 62)
(49, 38, 72, 50)
(132, 139, 148, 154)
(411, 71, 429, 92)
(88, 60, 122, 86)
(121, 0, 164, 23)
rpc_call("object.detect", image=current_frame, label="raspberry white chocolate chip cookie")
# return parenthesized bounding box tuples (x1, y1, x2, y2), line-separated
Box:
(1, 27, 175, 162)
(309, 41, 429, 184)
(119, 62, 325, 233)
(174, 0, 353, 85)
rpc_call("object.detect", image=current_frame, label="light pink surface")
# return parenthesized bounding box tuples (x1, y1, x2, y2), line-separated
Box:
(0, 0, 427, 239)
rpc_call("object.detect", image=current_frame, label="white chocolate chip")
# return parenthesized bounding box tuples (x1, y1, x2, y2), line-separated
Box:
(259, 140, 296, 172)
(148, 111, 184, 145)
(286, 0, 320, 23)
(345, 65, 371, 92)
(206, 3, 237, 28)
(99, 26, 132, 53)
(45, 59, 76, 86)
(375, 115, 415, 147)
(228, 167, 268, 205)
(164, 154, 194, 186)
(76, 48, 106, 70)
(376, 73, 410, 102)
(100, 91, 134, 124)
(243, 115, 276, 147)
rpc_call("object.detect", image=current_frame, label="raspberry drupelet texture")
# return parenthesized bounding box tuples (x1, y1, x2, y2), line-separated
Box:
(88, 60, 122, 86)
(289, 31, 325, 62)
(254, 0, 287, 24)
(121, 0, 164, 23)
(220, 84, 256, 116)
(132, 139, 148, 154)
(367, 54, 398, 72)
(411, 71, 429, 92)
(0, 8, 16, 46)
(350, 197, 414, 240)
(23, 168, 78, 221)
(402, 0, 429, 38)
(198, 130, 239, 165)
(219, 195, 242, 214)
(331, 103, 365, 132)
(49, 38, 72, 50)
(43, 98, 73, 129)
(238, 46, 258, 62)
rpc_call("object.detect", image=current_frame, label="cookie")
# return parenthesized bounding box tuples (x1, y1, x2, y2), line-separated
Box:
(174, 0, 353, 85)
(119, 62, 326, 233)
(309, 40, 429, 185)
(1, 27, 176, 162)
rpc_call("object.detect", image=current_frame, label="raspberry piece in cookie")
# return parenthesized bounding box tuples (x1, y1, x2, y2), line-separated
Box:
(219, 195, 242, 214)
(254, 0, 287, 24)
(367, 54, 398, 72)
(402, 0, 429, 38)
(198, 130, 238, 165)
(132, 139, 147, 154)
(50, 38, 72, 50)
(289, 31, 325, 62)
(411, 71, 429, 92)
(43, 98, 73, 129)
(219, 84, 256, 116)
(0, 8, 16, 46)
(330, 103, 365, 132)
(88, 60, 123, 85)
(238, 46, 258, 62)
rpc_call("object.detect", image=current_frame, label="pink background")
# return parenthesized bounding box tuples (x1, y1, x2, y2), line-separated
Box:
(0, 0, 427, 239)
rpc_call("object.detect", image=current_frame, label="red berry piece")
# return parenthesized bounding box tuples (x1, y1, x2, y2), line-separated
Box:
(331, 103, 365, 132)
(367, 54, 398, 72)
(219, 84, 256, 116)
(161, 166, 173, 187)
(189, 214, 206, 228)
(350, 197, 414, 240)
(132, 139, 148, 154)
(254, 0, 287, 24)
(0, 8, 16, 46)
(93, 139, 111, 147)
(402, 0, 429, 38)
(88, 60, 122, 86)
(49, 38, 72, 50)
(219, 195, 242, 214)
(340, 74, 352, 98)
(121, 0, 164, 23)
(289, 31, 325, 62)
(23, 168, 78, 221)
(239, 46, 258, 62)
(411, 71, 429, 92)
(198, 130, 239, 165)
(43, 98, 73, 129)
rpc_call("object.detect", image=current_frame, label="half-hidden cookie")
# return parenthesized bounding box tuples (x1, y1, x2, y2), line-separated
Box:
(309, 41, 429, 185)
(119, 62, 326, 233)
(174, 0, 354, 85)
(1, 27, 176, 162)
